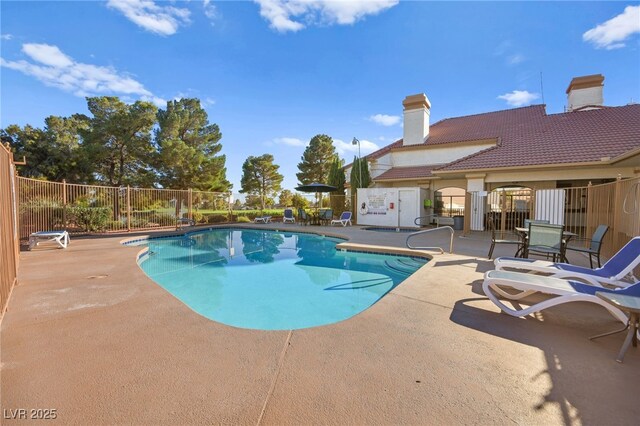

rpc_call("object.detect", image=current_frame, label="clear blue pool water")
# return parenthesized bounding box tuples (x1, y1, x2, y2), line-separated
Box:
(138, 228, 427, 330)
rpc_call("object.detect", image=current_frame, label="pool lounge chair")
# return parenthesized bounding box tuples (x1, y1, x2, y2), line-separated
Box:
(494, 236, 640, 288)
(483, 270, 640, 325)
(28, 230, 69, 250)
(254, 216, 272, 224)
(283, 209, 295, 223)
(331, 211, 352, 227)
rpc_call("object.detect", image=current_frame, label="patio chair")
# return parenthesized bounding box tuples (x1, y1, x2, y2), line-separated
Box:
(525, 223, 564, 262)
(494, 236, 640, 288)
(282, 208, 295, 224)
(523, 219, 550, 227)
(28, 230, 69, 250)
(482, 270, 640, 325)
(298, 209, 310, 226)
(487, 217, 523, 259)
(331, 211, 352, 227)
(254, 216, 272, 224)
(319, 209, 333, 225)
(565, 224, 609, 268)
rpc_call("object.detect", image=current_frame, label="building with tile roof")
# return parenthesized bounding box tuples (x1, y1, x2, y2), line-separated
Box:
(345, 74, 640, 230)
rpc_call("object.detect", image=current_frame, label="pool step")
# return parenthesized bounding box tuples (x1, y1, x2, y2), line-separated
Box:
(397, 258, 427, 268)
(384, 260, 417, 275)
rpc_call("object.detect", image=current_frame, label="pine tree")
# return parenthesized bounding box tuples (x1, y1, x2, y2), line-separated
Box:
(296, 134, 336, 184)
(240, 154, 283, 210)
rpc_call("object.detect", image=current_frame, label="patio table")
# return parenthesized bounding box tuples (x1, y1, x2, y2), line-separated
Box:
(590, 292, 640, 363)
(514, 227, 578, 261)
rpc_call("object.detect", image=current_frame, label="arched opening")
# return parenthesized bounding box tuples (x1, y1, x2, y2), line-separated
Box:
(486, 186, 533, 233)
(434, 187, 466, 217)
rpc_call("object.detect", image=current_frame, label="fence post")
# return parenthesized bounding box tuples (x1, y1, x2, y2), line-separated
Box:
(585, 182, 593, 242)
(62, 179, 67, 231)
(188, 188, 193, 220)
(500, 191, 507, 238)
(612, 175, 623, 257)
(127, 186, 131, 232)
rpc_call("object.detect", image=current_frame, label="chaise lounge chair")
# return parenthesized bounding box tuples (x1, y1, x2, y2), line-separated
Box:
(483, 270, 640, 325)
(282, 208, 295, 223)
(28, 230, 70, 250)
(254, 216, 272, 224)
(331, 211, 352, 227)
(494, 236, 640, 288)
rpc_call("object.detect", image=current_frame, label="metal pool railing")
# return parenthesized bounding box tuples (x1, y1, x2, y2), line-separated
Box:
(406, 226, 455, 254)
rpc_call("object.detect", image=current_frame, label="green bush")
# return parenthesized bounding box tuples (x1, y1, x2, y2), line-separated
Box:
(191, 211, 204, 224)
(148, 212, 175, 225)
(206, 214, 229, 224)
(67, 206, 112, 232)
(236, 216, 251, 223)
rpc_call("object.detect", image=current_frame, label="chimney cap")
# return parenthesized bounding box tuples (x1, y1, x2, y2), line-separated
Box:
(403, 93, 431, 111)
(566, 74, 604, 94)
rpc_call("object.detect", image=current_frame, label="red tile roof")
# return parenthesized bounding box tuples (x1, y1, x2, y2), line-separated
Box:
(366, 104, 640, 180)
(375, 165, 443, 181)
(438, 104, 640, 172)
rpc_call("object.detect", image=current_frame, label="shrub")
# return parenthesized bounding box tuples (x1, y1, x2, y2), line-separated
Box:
(67, 206, 112, 232)
(236, 216, 251, 223)
(191, 211, 204, 224)
(148, 212, 175, 226)
(205, 214, 229, 224)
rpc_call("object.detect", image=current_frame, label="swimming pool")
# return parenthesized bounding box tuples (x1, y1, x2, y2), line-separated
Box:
(134, 228, 428, 330)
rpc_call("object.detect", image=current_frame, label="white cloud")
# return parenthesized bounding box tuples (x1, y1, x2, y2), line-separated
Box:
(507, 54, 525, 65)
(106, 0, 191, 36)
(22, 43, 73, 67)
(583, 5, 640, 50)
(1, 34, 13, 40)
(333, 138, 379, 157)
(254, 0, 398, 33)
(369, 113, 400, 126)
(497, 90, 540, 107)
(203, 0, 217, 20)
(1, 43, 165, 106)
(274, 137, 306, 147)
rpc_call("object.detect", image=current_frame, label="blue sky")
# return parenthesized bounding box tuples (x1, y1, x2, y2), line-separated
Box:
(1, 1, 639, 193)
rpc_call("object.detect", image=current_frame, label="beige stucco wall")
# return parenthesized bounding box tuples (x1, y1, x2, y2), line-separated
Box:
(391, 143, 495, 167)
(370, 153, 393, 179)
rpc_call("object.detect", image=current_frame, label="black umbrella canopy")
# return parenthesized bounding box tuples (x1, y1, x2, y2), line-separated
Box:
(295, 182, 337, 193)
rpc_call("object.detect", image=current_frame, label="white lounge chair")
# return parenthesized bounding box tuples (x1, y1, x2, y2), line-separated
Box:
(494, 237, 640, 288)
(331, 211, 352, 227)
(28, 230, 70, 250)
(254, 216, 272, 224)
(483, 270, 640, 325)
(282, 209, 295, 223)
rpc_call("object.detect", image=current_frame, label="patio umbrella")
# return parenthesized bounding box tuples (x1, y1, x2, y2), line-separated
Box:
(295, 182, 337, 217)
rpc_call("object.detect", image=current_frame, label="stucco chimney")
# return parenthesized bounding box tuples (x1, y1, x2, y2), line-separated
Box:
(566, 74, 604, 112)
(402, 93, 431, 146)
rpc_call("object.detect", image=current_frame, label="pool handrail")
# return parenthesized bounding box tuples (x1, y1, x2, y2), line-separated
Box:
(406, 226, 454, 254)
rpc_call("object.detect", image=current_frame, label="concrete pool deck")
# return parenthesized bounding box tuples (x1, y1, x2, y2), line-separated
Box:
(1, 224, 638, 425)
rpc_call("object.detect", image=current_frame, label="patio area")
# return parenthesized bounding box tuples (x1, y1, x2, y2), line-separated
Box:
(1, 224, 638, 425)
